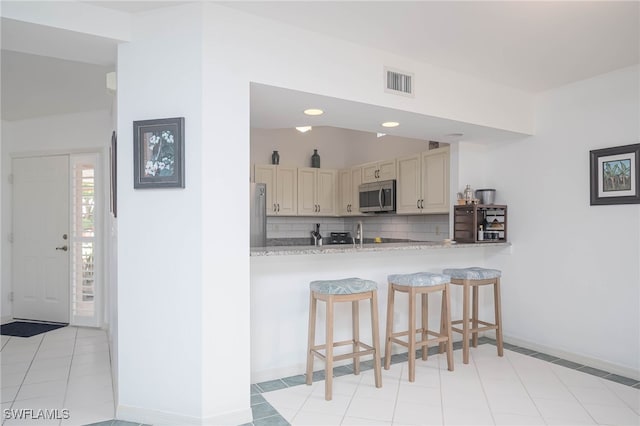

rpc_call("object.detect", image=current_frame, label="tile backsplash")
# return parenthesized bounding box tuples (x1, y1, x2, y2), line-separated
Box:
(267, 214, 450, 242)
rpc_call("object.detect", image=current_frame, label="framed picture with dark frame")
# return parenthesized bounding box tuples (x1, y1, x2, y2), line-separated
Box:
(590, 143, 640, 205)
(133, 117, 185, 189)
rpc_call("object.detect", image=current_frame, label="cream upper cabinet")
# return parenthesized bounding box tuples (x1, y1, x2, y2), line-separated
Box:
(396, 154, 422, 214)
(298, 168, 337, 216)
(254, 165, 297, 216)
(339, 167, 363, 216)
(421, 147, 450, 213)
(361, 159, 397, 183)
(396, 147, 450, 214)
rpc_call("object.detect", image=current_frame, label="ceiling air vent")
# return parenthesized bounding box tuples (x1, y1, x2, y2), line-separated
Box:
(384, 67, 414, 97)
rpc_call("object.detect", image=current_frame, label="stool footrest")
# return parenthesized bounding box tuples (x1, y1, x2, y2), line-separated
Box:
(451, 324, 498, 334)
(310, 346, 376, 362)
(390, 334, 449, 348)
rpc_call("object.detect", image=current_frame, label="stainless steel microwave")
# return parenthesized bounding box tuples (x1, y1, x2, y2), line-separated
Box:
(359, 180, 396, 213)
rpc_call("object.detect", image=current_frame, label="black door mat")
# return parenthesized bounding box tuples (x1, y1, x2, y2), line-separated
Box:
(1, 321, 68, 338)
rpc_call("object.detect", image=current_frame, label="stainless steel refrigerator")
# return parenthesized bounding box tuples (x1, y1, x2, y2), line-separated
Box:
(250, 183, 267, 247)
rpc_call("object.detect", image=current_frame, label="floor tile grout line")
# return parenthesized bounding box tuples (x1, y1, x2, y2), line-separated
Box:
(548, 357, 601, 425)
(5, 333, 46, 419)
(504, 346, 551, 424)
(60, 326, 79, 426)
(388, 363, 402, 426)
(438, 354, 446, 426)
(470, 349, 499, 425)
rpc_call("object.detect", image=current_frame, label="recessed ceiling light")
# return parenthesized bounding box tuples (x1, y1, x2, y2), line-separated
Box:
(446, 133, 464, 137)
(382, 121, 399, 128)
(296, 126, 312, 133)
(304, 108, 324, 116)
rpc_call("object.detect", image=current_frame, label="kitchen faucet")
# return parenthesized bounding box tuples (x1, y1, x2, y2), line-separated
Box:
(355, 220, 364, 249)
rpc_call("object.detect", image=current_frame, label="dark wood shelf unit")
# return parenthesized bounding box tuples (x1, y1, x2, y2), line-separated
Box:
(454, 204, 507, 243)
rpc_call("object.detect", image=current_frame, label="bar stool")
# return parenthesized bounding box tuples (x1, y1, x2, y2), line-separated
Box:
(384, 272, 454, 382)
(306, 277, 382, 401)
(442, 267, 503, 364)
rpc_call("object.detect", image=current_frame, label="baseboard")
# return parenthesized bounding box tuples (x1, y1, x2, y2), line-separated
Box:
(501, 333, 640, 381)
(203, 407, 253, 426)
(1, 316, 13, 325)
(117, 404, 252, 425)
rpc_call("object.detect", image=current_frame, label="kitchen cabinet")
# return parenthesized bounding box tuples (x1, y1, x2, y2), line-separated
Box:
(339, 167, 364, 215)
(297, 168, 338, 216)
(254, 165, 298, 216)
(396, 146, 450, 214)
(454, 204, 507, 243)
(361, 159, 396, 183)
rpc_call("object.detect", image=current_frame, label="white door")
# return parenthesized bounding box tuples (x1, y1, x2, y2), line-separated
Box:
(13, 156, 70, 323)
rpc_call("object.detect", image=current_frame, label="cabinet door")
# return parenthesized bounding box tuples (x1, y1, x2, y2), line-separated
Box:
(276, 166, 298, 215)
(338, 169, 351, 215)
(317, 169, 337, 215)
(361, 162, 379, 183)
(396, 154, 422, 214)
(254, 165, 277, 216)
(350, 167, 363, 215)
(297, 168, 317, 216)
(421, 148, 450, 213)
(378, 159, 397, 181)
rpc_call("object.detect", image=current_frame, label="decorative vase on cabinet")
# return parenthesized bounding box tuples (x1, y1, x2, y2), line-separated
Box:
(311, 149, 320, 168)
(271, 150, 280, 165)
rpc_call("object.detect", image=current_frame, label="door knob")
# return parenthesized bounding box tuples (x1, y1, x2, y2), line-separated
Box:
(55, 245, 68, 251)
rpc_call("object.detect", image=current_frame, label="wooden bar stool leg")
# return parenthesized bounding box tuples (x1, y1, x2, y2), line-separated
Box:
(494, 278, 504, 357)
(408, 288, 417, 382)
(421, 292, 428, 360)
(444, 283, 454, 371)
(370, 291, 382, 388)
(462, 281, 470, 364)
(352, 300, 360, 375)
(472, 284, 479, 348)
(439, 288, 446, 354)
(325, 296, 334, 401)
(306, 292, 317, 385)
(384, 284, 395, 370)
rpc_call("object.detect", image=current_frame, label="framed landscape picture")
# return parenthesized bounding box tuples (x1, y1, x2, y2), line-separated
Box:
(133, 117, 185, 189)
(590, 143, 640, 205)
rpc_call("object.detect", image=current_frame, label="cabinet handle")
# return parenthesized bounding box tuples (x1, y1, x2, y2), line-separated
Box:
(417, 200, 420, 209)
(317, 204, 320, 212)
(277, 203, 280, 212)
(420, 199, 424, 209)
(273, 203, 277, 212)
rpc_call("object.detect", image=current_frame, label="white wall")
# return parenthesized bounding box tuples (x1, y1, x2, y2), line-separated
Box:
(485, 66, 640, 377)
(116, 3, 211, 424)
(1, 110, 112, 321)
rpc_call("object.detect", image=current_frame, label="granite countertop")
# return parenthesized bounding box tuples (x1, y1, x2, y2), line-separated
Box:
(250, 241, 511, 256)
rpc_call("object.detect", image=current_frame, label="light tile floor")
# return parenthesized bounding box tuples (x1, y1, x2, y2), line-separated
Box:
(1, 326, 115, 426)
(252, 342, 640, 426)
(3, 329, 639, 426)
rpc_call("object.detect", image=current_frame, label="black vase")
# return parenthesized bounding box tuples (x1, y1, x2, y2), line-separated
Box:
(311, 149, 320, 168)
(271, 150, 280, 165)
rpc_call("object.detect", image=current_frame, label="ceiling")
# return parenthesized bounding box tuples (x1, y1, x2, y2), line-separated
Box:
(1, 1, 638, 137)
(225, 1, 639, 93)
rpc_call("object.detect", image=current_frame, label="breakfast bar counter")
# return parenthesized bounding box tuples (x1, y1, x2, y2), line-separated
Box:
(250, 241, 512, 383)
(251, 241, 510, 256)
